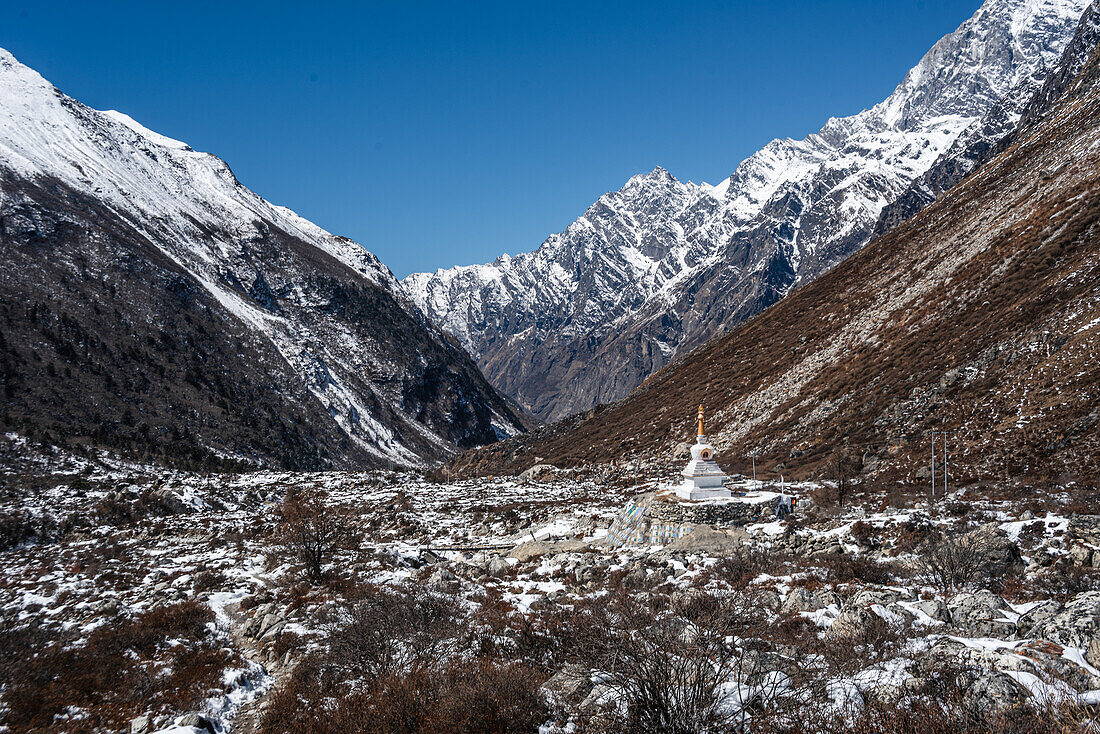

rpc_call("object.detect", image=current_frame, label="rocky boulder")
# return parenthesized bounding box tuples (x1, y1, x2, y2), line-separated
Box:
(1028, 591, 1100, 648)
(947, 592, 1015, 638)
(519, 464, 557, 483)
(659, 525, 748, 556)
(1016, 600, 1062, 637)
(507, 539, 589, 562)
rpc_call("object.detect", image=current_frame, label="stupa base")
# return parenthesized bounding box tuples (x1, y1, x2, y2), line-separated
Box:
(674, 483, 733, 501)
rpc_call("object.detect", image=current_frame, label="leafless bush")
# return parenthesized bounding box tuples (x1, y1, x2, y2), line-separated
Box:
(919, 530, 998, 596)
(1, 602, 237, 733)
(830, 448, 860, 507)
(274, 488, 358, 581)
(191, 568, 225, 593)
(325, 585, 461, 680)
(705, 544, 785, 589)
(259, 583, 545, 734)
(820, 554, 897, 586)
(1030, 565, 1100, 602)
(562, 589, 782, 733)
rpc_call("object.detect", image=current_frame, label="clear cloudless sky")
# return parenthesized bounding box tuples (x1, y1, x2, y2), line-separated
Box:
(2, 1, 982, 277)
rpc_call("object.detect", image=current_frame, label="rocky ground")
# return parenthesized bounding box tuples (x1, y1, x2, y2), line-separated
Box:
(3, 441, 1100, 733)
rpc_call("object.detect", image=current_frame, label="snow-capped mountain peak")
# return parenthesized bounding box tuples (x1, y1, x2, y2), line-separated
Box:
(0, 48, 526, 468)
(403, 0, 1092, 423)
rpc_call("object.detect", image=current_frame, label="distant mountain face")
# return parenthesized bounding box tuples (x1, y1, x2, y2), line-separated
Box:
(0, 49, 527, 470)
(453, 0, 1100, 484)
(404, 0, 1091, 423)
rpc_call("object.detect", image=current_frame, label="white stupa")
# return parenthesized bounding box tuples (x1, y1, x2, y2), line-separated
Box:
(675, 405, 732, 500)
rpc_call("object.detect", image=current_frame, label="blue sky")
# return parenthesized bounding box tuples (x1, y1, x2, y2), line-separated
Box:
(2, 1, 981, 277)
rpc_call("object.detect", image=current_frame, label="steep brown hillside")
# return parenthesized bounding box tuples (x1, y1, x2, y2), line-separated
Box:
(453, 45, 1100, 486)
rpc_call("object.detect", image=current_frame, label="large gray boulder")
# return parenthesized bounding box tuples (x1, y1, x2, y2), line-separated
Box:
(1028, 591, 1100, 648)
(519, 464, 557, 483)
(659, 525, 747, 556)
(1016, 600, 1063, 637)
(947, 592, 1015, 638)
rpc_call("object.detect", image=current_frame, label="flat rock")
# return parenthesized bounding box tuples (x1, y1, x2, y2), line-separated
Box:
(658, 525, 748, 556)
(507, 539, 590, 562)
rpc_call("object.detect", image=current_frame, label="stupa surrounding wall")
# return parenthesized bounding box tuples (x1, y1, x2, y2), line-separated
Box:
(605, 490, 782, 548)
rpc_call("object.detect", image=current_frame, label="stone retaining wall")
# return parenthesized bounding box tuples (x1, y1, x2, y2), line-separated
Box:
(606, 492, 783, 548)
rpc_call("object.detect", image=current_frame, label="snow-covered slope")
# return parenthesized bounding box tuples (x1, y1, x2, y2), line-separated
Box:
(404, 0, 1091, 423)
(0, 49, 526, 469)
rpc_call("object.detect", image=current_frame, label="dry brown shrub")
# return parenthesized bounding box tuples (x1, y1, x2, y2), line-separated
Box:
(273, 487, 359, 582)
(327, 660, 546, 734)
(820, 554, 897, 586)
(1, 601, 236, 733)
(705, 545, 789, 589)
(919, 530, 1000, 596)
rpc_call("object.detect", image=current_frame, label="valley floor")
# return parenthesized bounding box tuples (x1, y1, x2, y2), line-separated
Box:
(3, 440, 1100, 733)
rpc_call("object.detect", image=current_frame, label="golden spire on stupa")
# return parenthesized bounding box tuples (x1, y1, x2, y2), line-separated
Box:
(697, 404, 705, 437)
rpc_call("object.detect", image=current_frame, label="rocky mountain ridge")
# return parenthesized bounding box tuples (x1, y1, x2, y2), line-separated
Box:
(405, 0, 1091, 423)
(452, 0, 1100, 487)
(0, 49, 527, 470)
